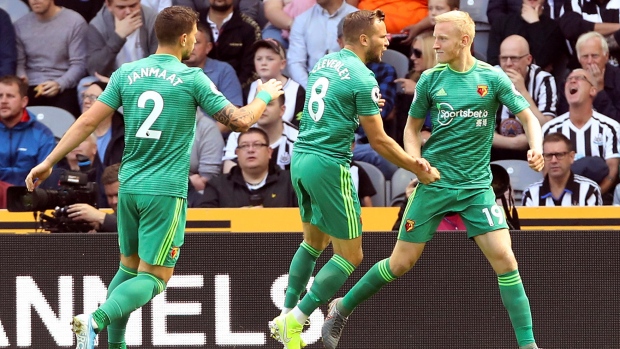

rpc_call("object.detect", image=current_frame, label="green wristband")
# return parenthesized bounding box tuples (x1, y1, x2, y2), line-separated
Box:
(256, 90, 272, 105)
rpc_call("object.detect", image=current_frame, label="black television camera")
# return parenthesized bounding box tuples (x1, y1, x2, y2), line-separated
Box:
(7, 169, 99, 233)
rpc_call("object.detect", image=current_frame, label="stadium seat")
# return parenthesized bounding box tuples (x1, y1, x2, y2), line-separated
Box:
(491, 159, 544, 204)
(381, 49, 410, 79)
(389, 168, 417, 206)
(27, 106, 76, 140)
(0, 0, 30, 22)
(356, 161, 386, 207)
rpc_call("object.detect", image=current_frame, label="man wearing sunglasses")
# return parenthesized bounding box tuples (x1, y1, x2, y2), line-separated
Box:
(522, 132, 603, 206)
(542, 68, 620, 200)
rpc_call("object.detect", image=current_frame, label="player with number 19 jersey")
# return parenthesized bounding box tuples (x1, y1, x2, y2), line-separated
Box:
(98, 54, 229, 198)
(409, 61, 530, 189)
(293, 49, 380, 164)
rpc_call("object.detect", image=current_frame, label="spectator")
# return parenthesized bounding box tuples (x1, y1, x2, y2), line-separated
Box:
(197, 128, 297, 207)
(542, 69, 620, 196)
(175, 0, 262, 24)
(183, 22, 243, 106)
(189, 112, 225, 193)
(142, 0, 172, 12)
(15, 0, 87, 118)
(614, 183, 620, 204)
(201, 0, 261, 88)
(560, 0, 620, 67)
(262, 0, 315, 49)
(81, 81, 124, 167)
(287, 0, 357, 87)
(41, 134, 108, 208)
(492, 35, 557, 161)
(522, 132, 603, 206)
(0, 9, 17, 77)
(245, 39, 305, 126)
(223, 93, 297, 172)
(487, 0, 564, 25)
(86, 0, 159, 79)
(355, 0, 428, 49)
(349, 142, 377, 207)
(65, 163, 121, 232)
(576, 31, 620, 123)
(56, 0, 105, 23)
(487, 0, 565, 72)
(0, 75, 55, 187)
(394, 31, 436, 146)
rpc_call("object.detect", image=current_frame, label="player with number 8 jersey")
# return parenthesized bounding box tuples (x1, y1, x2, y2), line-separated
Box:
(269, 9, 439, 349)
(25, 6, 283, 349)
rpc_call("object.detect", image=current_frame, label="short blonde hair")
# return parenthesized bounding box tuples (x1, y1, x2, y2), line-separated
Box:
(434, 11, 475, 44)
(576, 31, 609, 57)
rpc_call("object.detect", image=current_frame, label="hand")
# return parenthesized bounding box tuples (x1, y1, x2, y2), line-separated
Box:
(504, 69, 526, 94)
(417, 166, 441, 185)
(38, 81, 61, 97)
(66, 203, 105, 224)
(189, 173, 206, 191)
(585, 63, 605, 92)
(115, 10, 142, 38)
(400, 26, 416, 45)
(94, 72, 110, 83)
(527, 149, 544, 172)
(395, 78, 416, 95)
(25, 161, 54, 191)
(19, 75, 29, 86)
(256, 78, 284, 101)
(521, 3, 540, 23)
(377, 94, 385, 112)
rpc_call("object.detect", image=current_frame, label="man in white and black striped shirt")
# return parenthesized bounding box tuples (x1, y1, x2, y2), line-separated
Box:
(541, 69, 620, 195)
(523, 132, 603, 206)
(492, 35, 557, 161)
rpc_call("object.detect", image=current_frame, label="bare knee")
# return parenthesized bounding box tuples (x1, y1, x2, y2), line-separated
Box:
(388, 254, 415, 277)
(120, 254, 140, 270)
(389, 241, 425, 277)
(490, 249, 518, 275)
(138, 261, 175, 284)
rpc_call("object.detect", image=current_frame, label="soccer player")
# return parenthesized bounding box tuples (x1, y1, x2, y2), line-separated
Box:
(269, 9, 440, 349)
(24, 6, 283, 349)
(321, 11, 545, 349)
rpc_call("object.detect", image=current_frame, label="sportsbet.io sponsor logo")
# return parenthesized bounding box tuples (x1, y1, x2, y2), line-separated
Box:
(436, 102, 489, 126)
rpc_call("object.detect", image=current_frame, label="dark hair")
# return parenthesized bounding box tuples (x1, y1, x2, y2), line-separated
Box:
(445, 0, 460, 10)
(154, 6, 199, 46)
(274, 93, 285, 106)
(343, 9, 385, 45)
(196, 21, 214, 44)
(0, 75, 28, 97)
(543, 132, 573, 152)
(238, 128, 269, 145)
(101, 163, 120, 185)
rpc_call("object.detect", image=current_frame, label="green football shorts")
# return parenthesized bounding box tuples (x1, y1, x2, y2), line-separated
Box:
(117, 193, 186, 267)
(398, 184, 509, 242)
(291, 152, 362, 240)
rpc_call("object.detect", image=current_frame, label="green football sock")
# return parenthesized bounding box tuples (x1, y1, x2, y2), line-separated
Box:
(498, 270, 535, 346)
(93, 272, 166, 332)
(298, 254, 355, 316)
(106, 263, 137, 347)
(339, 258, 397, 316)
(284, 241, 323, 309)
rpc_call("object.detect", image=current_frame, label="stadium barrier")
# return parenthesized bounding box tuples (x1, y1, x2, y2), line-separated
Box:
(1, 232, 618, 348)
(1, 206, 620, 233)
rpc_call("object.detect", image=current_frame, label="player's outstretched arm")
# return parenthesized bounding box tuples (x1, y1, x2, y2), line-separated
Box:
(360, 114, 439, 184)
(25, 101, 115, 190)
(515, 108, 544, 172)
(212, 79, 284, 132)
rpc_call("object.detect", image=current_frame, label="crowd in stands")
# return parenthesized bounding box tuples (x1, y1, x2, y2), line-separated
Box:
(2, 0, 620, 220)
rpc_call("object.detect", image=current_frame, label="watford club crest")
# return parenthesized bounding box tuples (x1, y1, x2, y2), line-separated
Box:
(477, 85, 488, 97)
(405, 219, 415, 232)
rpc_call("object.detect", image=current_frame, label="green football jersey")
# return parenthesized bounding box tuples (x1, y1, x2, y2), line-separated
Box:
(98, 54, 230, 198)
(408, 60, 529, 189)
(293, 49, 381, 164)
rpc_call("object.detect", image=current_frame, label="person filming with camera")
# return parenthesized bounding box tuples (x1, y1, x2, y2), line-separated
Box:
(66, 163, 120, 232)
(196, 128, 296, 208)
